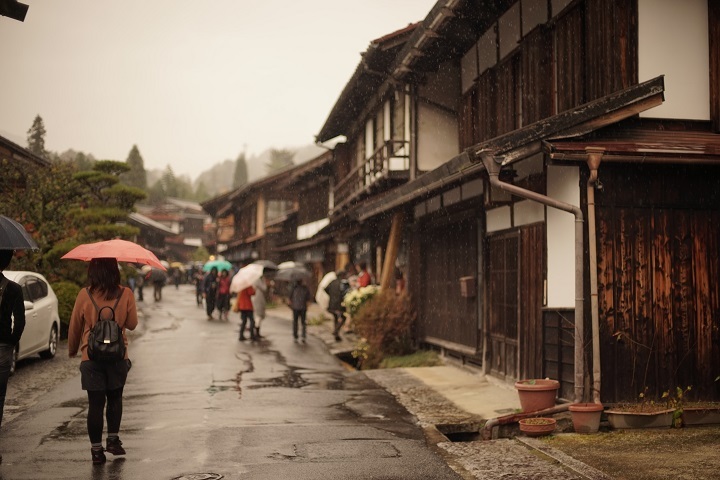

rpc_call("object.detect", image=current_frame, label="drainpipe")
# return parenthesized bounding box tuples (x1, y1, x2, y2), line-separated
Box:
(585, 147, 604, 404)
(479, 151, 585, 403)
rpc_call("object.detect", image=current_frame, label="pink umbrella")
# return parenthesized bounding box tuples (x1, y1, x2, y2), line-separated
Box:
(61, 239, 166, 270)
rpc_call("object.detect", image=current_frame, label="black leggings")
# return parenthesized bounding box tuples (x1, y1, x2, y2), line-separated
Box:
(87, 388, 123, 444)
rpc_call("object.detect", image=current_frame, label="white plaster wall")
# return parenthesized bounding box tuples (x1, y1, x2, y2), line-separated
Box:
(514, 200, 545, 227)
(546, 165, 579, 308)
(417, 103, 459, 171)
(638, 0, 709, 120)
(486, 206, 512, 233)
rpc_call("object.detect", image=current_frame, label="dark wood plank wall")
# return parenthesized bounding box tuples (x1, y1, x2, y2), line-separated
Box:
(584, 0, 637, 101)
(519, 223, 545, 379)
(543, 309, 576, 400)
(496, 55, 521, 135)
(596, 165, 720, 402)
(487, 231, 519, 378)
(477, 69, 498, 143)
(711, 0, 720, 132)
(419, 213, 478, 349)
(554, 4, 586, 112)
(297, 182, 329, 225)
(520, 27, 553, 125)
(459, 89, 478, 150)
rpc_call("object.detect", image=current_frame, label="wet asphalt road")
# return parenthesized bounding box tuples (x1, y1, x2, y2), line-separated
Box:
(0, 285, 460, 479)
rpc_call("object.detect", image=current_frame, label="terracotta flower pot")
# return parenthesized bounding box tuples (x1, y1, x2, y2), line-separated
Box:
(518, 417, 557, 437)
(569, 402, 604, 433)
(514, 379, 560, 412)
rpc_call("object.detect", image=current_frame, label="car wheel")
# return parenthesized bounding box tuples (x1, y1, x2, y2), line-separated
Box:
(9, 346, 18, 376)
(39, 325, 58, 359)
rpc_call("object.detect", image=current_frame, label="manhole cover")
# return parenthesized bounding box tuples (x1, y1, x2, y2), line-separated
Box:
(171, 474, 223, 480)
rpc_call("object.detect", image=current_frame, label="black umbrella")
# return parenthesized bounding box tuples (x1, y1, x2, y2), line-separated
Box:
(0, 215, 38, 250)
(252, 259, 278, 270)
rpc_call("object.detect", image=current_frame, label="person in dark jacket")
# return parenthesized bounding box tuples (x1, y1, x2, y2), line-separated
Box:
(0, 250, 26, 464)
(288, 279, 312, 342)
(325, 271, 349, 342)
(202, 267, 219, 320)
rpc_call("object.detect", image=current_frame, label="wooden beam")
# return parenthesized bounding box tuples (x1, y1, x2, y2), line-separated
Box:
(380, 211, 405, 290)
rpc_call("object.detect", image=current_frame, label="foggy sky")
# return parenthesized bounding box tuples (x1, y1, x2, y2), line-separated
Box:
(0, 0, 437, 179)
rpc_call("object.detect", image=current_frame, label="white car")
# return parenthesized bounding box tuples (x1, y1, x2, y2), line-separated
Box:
(3, 271, 60, 374)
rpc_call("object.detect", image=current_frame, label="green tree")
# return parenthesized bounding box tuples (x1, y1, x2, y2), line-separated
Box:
(26, 114, 48, 158)
(233, 152, 248, 188)
(266, 148, 294, 174)
(0, 157, 81, 273)
(194, 181, 209, 202)
(70, 160, 144, 241)
(161, 165, 178, 197)
(120, 145, 147, 190)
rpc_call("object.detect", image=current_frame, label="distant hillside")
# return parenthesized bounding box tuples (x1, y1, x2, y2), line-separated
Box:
(191, 144, 325, 198)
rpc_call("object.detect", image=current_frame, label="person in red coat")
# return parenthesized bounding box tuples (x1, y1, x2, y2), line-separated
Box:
(237, 285, 256, 341)
(356, 261, 371, 288)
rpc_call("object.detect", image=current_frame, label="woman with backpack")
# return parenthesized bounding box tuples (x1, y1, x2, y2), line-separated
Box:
(68, 258, 138, 465)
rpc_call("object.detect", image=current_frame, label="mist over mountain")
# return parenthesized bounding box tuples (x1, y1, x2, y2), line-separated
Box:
(147, 144, 325, 199)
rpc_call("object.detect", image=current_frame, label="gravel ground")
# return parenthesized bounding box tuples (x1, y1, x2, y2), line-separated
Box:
(543, 427, 720, 480)
(4, 340, 81, 425)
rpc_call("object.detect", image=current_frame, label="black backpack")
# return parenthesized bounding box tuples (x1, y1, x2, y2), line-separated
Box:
(86, 288, 126, 362)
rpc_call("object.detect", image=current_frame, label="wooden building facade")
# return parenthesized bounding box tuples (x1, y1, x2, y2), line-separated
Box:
(201, 0, 720, 403)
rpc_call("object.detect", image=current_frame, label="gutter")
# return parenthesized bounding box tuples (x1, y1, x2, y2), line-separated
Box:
(585, 148, 604, 404)
(479, 150, 585, 404)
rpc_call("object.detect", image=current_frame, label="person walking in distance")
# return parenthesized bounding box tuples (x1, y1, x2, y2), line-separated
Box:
(216, 269, 231, 321)
(68, 258, 138, 465)
(237, 284, 256, 341)
(288, 279, 312, 343)
(0, 250, 26, 465)
(325, 271, 349, 342)
(251, 276, 269, 339)
(356, 261, 371, 287)
(202, 267, 219, 320)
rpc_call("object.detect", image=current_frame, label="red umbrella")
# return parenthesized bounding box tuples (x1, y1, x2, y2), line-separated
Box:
(62, 239, 166, 270)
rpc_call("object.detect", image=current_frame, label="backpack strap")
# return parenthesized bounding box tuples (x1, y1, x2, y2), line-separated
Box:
(86, 287, 125, 320)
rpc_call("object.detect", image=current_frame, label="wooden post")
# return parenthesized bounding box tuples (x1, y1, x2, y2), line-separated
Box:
(380, 212, 405, 290)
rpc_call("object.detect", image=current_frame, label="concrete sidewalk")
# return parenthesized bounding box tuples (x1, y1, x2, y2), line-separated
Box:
(269, 303, 609, 479)
(267, 303, 720, 479)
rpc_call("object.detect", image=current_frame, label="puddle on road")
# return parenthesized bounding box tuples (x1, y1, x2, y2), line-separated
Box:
(246, 366, 309, 389)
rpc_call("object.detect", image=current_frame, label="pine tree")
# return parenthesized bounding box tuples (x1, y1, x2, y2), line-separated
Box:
(233, 152, 248, 188)
(26, 114, 48, 158)
(121, 144, 147, 190)
(266, 148, 294, 174)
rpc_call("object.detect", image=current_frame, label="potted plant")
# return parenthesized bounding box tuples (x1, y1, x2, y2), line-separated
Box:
(569, 402, 604, 433)
(518, 417, 556, 437)
(605, 386, 681, 429)
(514, 379, 560, 412)
(682, 402, 720, 426)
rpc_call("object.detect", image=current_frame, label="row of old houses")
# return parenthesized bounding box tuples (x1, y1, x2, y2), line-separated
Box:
(201, 0, 720, 404)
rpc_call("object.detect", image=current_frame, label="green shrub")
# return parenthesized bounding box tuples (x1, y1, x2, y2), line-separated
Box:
(380, 350, 443, 369)
(52, 281, 81, 339)
(352, 290, 417, 369)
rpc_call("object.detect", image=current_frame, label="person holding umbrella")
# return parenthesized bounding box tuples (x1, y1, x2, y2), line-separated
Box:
(67, 258, 138, 465)
(237, 283, 256, 341)
(0, 216, 36, 464)
(0, 250, 26, 464)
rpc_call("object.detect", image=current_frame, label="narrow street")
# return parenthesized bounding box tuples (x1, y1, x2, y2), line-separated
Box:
(0, 285, 460, 479)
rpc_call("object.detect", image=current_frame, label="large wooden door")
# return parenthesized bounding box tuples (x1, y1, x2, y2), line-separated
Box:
(418, 213, 479, 351)
(487, 223, 545, 381)
(487, 232, 519, 379)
